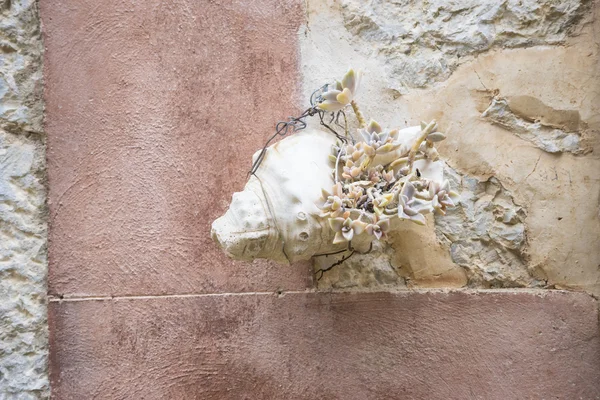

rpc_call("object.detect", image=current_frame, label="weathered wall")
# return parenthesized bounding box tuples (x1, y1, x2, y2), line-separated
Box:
(303, 0, 600, 294)
(40, 0, 600, 398)
(48, 291, 600, 399)
(42, 0, 309, 298)
(0, 0, 48, 398)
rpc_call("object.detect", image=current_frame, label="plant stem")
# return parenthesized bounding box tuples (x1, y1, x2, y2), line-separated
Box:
(350, 100, 366, 128)
(408, 120, 436, 171)
(344, 111, 349, 137)
(334, 146, 344, 183)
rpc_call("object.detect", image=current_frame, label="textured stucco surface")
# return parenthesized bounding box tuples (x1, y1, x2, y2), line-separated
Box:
(41, 0, 600, 398)
(41, 0, 310, 297)
(340, 0, 590, 93)
(302, 0, 600, 294)
(48, 291, 600, 399)
(0, 0, 48, 398)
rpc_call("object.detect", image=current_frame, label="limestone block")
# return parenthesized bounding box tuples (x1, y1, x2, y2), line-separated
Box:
(0, 0, 43, 133)
(0, 132, 47, 398)
(0, 0, 48, 398)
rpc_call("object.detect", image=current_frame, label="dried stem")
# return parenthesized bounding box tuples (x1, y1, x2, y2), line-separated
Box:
(350, 100, 366, 128)
(344, 111, 349, 137)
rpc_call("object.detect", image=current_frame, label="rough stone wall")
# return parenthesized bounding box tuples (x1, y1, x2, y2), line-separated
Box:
(0, 0, 48, 398)
(302, 0, 600, 295)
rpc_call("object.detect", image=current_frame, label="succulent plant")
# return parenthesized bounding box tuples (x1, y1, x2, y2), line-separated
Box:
(315, 69, 460, 248)
(329, 217, 363, 244)
(319, 182, 345, 218)
(357, 120, 400, 157)
(397, 181, 431, 225)
(365, 216, 391, 240)
(317, 69, 361, 113)
(428, 180, 460, 215)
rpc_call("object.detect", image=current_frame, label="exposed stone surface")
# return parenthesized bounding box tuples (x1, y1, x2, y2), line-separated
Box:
(0, 0, 43, 134)
(340, 0, 589, 93)
(436, 166, 540, 288)
(482, 96, 588, 154)
(301, 0, 600, 294)
(314, 241, 405, 289)
(48, 291, 600, 399)
(0, 0, 48, 398)
(409, 42, 600, 295)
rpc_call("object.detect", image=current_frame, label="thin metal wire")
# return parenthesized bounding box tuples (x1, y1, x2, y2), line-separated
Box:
(314, 241, 374, 281)
(248, 107, 316, 176)
(248, 84, 350, 177)
(317, 109, 349, 143)
(246, 82, 369, 280)
(310, 84, 328, 107)
(315, 250, 356, 281)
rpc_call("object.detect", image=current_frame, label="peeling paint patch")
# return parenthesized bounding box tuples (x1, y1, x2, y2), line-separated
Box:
(481, 97, 589, 154)
(301, 0, 600, 294)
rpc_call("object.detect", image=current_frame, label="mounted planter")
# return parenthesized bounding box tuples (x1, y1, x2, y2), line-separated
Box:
(211, 69, 459, 270)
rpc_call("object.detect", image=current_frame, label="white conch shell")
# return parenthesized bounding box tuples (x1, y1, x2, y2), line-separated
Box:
(211, 127, 444, 264)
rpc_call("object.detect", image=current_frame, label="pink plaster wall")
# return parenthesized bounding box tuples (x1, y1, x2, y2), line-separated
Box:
(41, 0, 600, 398)
(43, 0, 309, 298)
(49, 291, 600, 398)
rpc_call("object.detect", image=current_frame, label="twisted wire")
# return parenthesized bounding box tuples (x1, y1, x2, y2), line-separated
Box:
(248, 84, 350, 177)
